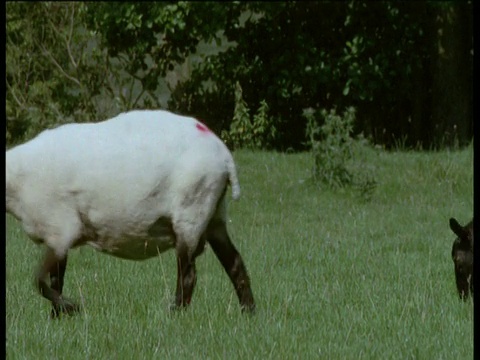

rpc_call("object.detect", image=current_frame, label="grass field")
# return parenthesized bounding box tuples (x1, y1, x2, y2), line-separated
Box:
(6, 145, 473, 359)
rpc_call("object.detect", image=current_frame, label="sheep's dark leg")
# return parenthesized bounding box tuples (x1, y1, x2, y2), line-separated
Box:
(49, 254, 72, 318)
(36, 248, 79, 318)
(469, 277, 474, 300)
(174, 244, 198, 309)
(49, 256, 67, 294)
(455, 271, 470, 301)
(207, 220, 255, 314)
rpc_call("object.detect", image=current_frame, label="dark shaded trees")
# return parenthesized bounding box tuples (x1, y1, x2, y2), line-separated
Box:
(6, 1, 472, 149)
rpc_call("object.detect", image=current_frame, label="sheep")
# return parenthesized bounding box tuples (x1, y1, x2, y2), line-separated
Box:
(6, 109, 255, 317)
(449, 217, 473, 301)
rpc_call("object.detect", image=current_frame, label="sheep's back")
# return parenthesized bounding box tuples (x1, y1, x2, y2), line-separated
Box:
(7, 110, 234, 238)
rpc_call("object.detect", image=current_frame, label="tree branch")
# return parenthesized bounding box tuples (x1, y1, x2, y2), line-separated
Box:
(6, 78, 26, 109)
(46, 6, 79, 70)
(35, 39, 82, 87)
(131, 86, 145, 108)
(66, 4, 78, 69)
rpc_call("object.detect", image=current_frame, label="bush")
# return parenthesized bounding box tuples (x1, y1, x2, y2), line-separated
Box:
(304, 106, 377, 201)
(221, 82, 277, 150)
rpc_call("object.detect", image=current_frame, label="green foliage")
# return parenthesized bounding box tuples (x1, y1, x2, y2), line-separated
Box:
(167, 2, 472, 150)
(84, 2, 228, 105)
(6, 2, 472, 150)
(6, 2, 170, 146)
(221, 82, 277, 150)
(252, 100, 277, 148)
(304, 107, 377, 201)
(6, 3, 124, 145)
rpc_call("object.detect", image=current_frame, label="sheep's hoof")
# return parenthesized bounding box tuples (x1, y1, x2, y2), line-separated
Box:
(50, 298, 81, 319)
(241, 303, 256, 315)
(169, 305, 183, 313)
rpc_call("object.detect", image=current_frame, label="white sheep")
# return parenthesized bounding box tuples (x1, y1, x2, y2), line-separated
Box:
(6, 109, 255, 317)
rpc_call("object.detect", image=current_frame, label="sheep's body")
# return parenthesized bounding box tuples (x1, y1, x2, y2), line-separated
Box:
(6, 110, 255, 316)
(449, 217, 474, 301)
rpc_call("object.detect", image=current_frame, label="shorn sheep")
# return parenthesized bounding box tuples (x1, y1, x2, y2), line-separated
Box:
(6, 110, 255, 317)
(449, 217, 473, 301)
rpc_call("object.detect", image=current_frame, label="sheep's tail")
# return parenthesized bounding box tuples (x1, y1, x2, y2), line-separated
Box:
(226, 156, 241, 200)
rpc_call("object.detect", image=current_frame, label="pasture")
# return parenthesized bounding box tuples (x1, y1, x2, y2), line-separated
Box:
(6, 146, 473, 359)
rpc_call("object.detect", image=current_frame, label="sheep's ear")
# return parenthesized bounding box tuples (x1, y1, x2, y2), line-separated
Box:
(450, 218, 468, 239)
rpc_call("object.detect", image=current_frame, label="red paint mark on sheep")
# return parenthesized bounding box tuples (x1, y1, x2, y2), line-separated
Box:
(196, 122, 211, 134)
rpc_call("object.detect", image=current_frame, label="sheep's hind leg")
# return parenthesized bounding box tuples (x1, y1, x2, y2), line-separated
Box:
(206, 220, 255, 314)
(173, 242, 198, 310)
(36, 248, 80, 318)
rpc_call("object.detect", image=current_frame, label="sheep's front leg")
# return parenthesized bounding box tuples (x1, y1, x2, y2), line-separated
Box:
(174, 244, 197, 309)
(36, 248, 80, 318)
(207, 221, 255, 314)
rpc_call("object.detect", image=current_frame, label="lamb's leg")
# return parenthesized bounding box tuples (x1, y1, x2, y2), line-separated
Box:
(469, 276, 473, 300)
(174, 243, 197, 309)
(207, 220, 255, 314)
(455, 271, 470, 301)
(36, 248, 79, 318)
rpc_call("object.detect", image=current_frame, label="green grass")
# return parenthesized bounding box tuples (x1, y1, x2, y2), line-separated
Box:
(6, 146, 473, 359)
